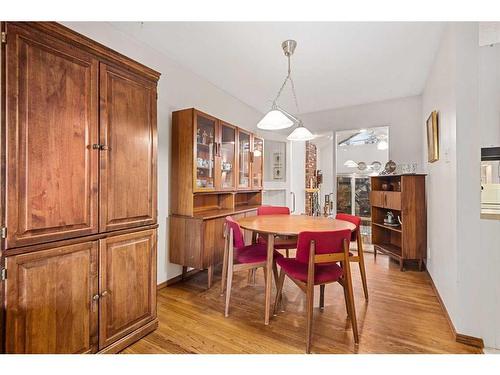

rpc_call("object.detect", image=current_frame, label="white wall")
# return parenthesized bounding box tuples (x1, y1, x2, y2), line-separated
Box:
(422, 23, 500, 349)
(300, 95, 423, 168)
(62, 22, 263, 284)
(421, 24, 459, 334)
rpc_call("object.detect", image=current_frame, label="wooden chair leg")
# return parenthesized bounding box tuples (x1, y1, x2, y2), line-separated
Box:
(286, 249, 290, 258)
(221, 242, 229, 295)
(247, 269, 253, 284)
(207, 265, 213, 289)
(225, 251, 234, 317)
(305, 282, 315, 353)
(272, 261, 279, 287)
(343, 262, 359, 344)
(181, 266, 188, 280)
(319, 284, 325, 310)
(273, 269, 286, 314)
(356, 233, 369, 300)
(341, 280, 349, 316)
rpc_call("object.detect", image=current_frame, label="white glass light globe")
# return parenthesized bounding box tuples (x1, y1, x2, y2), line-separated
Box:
(257, 110, 294, 130)
(287, 125, 314, 141)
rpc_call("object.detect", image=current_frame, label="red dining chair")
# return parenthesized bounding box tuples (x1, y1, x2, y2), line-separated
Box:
(221, 216, 283, 317)
(335, 213, 368, 300)
(257, 206, 297, 257)
(274, 230, 359, 353)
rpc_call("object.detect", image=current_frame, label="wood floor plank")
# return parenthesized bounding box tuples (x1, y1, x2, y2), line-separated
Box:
(121, 253, 482, 354)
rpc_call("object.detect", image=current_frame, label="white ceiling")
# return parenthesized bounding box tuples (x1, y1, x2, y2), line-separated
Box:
(110, 22, 445, 115)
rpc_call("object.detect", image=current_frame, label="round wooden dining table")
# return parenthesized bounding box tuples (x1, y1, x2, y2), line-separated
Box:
(236, 215, 356, 325)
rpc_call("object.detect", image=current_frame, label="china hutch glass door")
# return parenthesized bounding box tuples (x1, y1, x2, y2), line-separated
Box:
(238, 130, 251, 189)
(195, 113, 216, 190)
(220, 122, 236, 190)
(252, 137, 264, 189)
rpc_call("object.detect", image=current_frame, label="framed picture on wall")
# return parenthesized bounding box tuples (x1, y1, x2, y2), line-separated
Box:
(273, 167, 284, 180)
(273, 152, 283, 166)
(426, 110, 439, 163)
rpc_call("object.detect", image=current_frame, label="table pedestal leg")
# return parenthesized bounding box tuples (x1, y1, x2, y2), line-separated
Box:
(264, 233, 274, 325)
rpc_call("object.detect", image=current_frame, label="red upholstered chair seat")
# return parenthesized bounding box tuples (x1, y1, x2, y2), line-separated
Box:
(235, 243, 283, 264)
(276, 257, 343, 285)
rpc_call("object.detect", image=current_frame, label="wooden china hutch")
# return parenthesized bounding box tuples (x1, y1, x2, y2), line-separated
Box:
(0, 22, 159, 353)
(169, 108, 263, 287)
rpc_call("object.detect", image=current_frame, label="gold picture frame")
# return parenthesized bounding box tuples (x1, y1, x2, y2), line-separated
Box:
(426, 111, 439, 163)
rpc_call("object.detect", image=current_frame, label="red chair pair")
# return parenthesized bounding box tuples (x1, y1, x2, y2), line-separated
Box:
(274, 229, 359, 353)
(220, 216, 283, 317)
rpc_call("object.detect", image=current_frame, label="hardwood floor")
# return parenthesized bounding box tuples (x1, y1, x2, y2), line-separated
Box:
(122, 253, 481, 354)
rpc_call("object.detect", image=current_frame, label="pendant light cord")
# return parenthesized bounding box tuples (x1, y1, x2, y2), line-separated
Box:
(273, 55, 300, 115)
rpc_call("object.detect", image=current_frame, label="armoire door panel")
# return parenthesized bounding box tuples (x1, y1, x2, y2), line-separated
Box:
(5, 241, 99, 353)
(5, 23, 99, 249)
(98, 229, 157, 349)
(99, 63, 157, 232)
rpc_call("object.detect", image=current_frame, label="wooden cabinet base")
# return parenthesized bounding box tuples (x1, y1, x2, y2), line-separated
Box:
(97, 319, 158, 354)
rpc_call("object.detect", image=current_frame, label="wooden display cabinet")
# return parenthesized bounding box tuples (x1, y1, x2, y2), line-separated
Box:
(370, 174, 426, 271)
(170, 108, 263, 287)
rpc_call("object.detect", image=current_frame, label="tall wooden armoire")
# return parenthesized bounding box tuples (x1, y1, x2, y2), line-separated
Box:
(0, 22, 160, 353)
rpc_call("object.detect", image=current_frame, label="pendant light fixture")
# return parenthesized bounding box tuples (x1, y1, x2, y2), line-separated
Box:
(257, 40, 314, 141)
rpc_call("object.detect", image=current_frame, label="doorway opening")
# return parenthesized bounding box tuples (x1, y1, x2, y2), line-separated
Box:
(335, 126, 389, 248)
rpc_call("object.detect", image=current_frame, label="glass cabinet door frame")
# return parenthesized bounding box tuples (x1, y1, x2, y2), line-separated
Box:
(193, 109, 219, 192)
(218, 120, 238, 191)
(236, 128, 252, 190)
(250, 136, 264, 190)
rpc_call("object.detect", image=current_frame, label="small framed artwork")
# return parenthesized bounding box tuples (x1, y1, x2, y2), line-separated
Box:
(273, 167, 284, 180)
(426, 110, 439, 163)
(273, 152, 283, 166)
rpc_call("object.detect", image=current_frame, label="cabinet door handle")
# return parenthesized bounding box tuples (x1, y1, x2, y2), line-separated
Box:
(92, 144, 110, 151)
(101, 290, 109, 297)
(92, 294, 100, 301)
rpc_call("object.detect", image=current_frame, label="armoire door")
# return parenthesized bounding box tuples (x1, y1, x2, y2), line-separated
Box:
(98, 229, 157, 349)
(5, 241, 99, 353)
(99, 63, 157, 232)
(4, 23, 99, 249)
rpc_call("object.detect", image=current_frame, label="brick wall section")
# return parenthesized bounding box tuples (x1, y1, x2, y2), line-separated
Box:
(305, 141, 317, 215)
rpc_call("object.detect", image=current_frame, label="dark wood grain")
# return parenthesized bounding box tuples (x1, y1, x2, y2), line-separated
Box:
(99, 63, 157, 232)
(1, 22, 159, 353)
(6, 22, 160, 82)
(371, 175, 426, 271)
(98, 229, 157, 349)
(5, 241, 98, 353)
(5, 23, 99, 249)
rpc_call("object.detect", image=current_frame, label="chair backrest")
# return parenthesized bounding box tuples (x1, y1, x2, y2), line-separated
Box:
(335, 213, 361, 241)
(295, 230, 351, 264)
(257, 206, 290, 216)
(225, 216, 245, 249)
